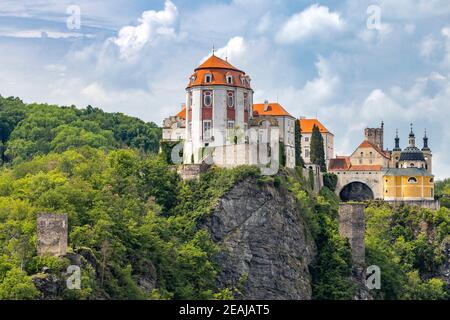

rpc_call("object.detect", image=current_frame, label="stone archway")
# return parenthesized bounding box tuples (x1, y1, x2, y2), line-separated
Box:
(339, 182, 374, 202)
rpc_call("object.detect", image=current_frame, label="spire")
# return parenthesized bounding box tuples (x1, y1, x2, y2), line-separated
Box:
(422, 129, 430, 151)
(394, 129, 401, 151)
(212, 44, 215, 56)
(408, 123, 416, 148)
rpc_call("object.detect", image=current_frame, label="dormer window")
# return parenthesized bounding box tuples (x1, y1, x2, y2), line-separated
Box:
(226, 75, 233, 84)
(190, 75, 196, 84)
(205, 74, 212, 83)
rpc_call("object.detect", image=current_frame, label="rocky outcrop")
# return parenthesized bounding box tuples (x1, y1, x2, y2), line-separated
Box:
(32, 271, 65, 300)
(205, 177, 316, 300)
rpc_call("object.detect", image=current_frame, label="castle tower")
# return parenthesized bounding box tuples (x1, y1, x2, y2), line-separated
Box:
(398, 124, 427, 169)
(364, 121, 384, 150)
(391, 129, 402, 168)
(183, 53, 254, 163)
(422, 129, 432, 173)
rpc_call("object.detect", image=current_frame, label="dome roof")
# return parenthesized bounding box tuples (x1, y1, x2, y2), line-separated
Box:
(399, 147, 425, 161)
(187, 54, 252, 90)
(195, 55, 242, 72)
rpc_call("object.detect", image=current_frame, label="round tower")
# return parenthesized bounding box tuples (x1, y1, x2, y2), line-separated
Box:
(183, 53, 254, 163)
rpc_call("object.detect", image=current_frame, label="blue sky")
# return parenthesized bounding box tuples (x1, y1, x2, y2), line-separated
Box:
(1, 0, 450, 178)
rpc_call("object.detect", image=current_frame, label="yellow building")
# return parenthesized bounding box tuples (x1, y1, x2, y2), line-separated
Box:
(383, 125, 436, 206)
(383, 168, 434, 201)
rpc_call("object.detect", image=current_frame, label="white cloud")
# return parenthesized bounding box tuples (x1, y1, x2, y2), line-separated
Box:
(276, 4, 344, 43)
(0, 28, 94, 39)
(420, 35, 439, 58)
(201, 36, 247, 64)
(113, 0, 179, 61)
(361, 89, 408, 122)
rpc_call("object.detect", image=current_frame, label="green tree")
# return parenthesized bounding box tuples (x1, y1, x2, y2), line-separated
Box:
(294, 119, 305, 168)
(0, 268, 39, 300)
(310, 125, 327, 172)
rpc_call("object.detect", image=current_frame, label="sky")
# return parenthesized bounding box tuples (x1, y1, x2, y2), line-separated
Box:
(0, 0, 449, 178)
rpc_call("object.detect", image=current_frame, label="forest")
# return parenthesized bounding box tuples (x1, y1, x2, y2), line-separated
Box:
(0, 95, 449, 300)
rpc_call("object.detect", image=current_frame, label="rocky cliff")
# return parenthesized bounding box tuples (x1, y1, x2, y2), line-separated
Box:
(205, 177, 317, 300)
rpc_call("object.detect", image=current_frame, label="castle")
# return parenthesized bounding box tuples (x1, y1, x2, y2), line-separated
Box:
(329, 123, 437, 209)
(162, 53, 334, 171)
(162, 53, 437, 208)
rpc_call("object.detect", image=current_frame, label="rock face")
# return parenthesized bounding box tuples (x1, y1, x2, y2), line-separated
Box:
(205, 177, 316, 300)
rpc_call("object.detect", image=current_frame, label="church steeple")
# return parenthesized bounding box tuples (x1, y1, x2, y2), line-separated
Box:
(422, 129, 430, 151)
(408, 123, 416, 148)
(393, 129, 401, 151)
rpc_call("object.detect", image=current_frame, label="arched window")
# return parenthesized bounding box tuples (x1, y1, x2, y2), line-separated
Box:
(203, 91, 212, 107)
(226, 75, 233, 84)
(408, 177, 418, 184)
(205, 74, 212, 83)
(410, 163, 415, 168)
(227, 91, 234, 108)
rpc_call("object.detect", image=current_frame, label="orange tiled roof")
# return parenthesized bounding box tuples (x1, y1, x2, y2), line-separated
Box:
(299, 119, 330, 134)
(176, 107, 186, 119)
(329, 157, 382, 172)
(187, 55, 251, 90)
(348, 165, 383, 171)
(252, 103, 292, 117)
(196, 55, 241, 72)
(355, 140, 390, 159)
(329, 157, 351, 170)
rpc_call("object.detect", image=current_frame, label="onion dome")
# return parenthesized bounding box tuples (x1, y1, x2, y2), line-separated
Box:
(393, 129, 401, 151)
(422, 129, 431, 151)
(399, 124, 425, 161)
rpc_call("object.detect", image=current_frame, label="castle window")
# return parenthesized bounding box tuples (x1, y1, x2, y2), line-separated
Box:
(244, 92, 248, 109)
(430, 178, 434, 183)
(203, 120, 212, 141)
(203, 91, 212, 107)
(410, 163, 415, 168)
(227, 91, 235, 108)
(408, 177, 418, 184)
(227, 120, 235, 130)
(205, 74, 212, 83)
(305, 149, 310, 158)
(226, 75, 233, 84)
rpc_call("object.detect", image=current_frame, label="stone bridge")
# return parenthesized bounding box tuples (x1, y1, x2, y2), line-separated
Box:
(335, 172, 383, 202)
